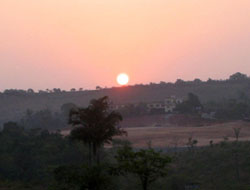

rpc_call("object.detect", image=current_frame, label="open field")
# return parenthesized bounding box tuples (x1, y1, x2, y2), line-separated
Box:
(61, 121, 250, 148)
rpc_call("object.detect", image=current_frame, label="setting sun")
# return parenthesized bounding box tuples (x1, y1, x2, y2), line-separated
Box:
(117, 73, 129, 86)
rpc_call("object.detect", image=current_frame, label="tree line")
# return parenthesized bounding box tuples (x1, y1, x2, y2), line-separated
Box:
(0, 72, 249, 95)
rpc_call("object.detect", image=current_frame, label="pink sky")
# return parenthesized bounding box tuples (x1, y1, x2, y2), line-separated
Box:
(0, 0, 250, 91)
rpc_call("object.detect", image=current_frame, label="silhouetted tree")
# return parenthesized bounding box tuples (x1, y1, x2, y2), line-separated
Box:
(175, 93, 202, 114)
(27, 88, 35, 94)
(96, 86, 102, 90)
(69, 96, 126, 164)
(175, 79, 185, 85)
(114, 145, 171, 190)
(193, 78, 202, 84)
(53, 88, 62, 93)
(229, 72, 248, 81)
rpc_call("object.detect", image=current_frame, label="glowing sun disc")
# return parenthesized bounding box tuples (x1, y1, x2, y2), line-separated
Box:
(117, 73, 129, 85)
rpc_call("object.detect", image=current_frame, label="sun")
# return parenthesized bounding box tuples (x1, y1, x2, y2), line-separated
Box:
(117, 73, 129, 86)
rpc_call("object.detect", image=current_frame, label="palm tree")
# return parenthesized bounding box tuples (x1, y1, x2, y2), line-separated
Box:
(69, 96, 126, 164)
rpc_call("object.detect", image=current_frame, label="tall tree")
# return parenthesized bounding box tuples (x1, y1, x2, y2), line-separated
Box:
(114, 145, 171, 190)
(69, 96, 126, 164)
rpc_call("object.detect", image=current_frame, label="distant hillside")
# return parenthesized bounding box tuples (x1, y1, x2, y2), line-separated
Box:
(0, 73, 250, 124)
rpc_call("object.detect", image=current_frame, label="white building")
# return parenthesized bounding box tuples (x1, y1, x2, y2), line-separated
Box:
(147, 96, 183, 113)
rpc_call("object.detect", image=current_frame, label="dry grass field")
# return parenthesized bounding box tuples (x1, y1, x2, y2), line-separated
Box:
(61, 121, 250, 148)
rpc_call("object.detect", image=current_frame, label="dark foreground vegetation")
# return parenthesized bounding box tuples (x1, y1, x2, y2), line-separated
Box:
(1, 96, 250, 190)
(1, 124, 250, 189)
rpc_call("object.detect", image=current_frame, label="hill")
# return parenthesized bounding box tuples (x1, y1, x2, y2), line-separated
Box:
(0, 73, 250, 124)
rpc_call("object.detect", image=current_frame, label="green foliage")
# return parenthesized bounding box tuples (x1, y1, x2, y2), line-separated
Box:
(114, 145, 171, 190)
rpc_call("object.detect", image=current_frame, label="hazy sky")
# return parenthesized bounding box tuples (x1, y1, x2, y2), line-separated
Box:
(0, 0, 250, 91)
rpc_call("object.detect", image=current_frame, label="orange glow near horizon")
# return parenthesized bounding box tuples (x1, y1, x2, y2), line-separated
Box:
(0, 0, 250, 90)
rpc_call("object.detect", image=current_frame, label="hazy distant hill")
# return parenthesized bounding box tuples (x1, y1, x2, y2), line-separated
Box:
(0, 73, 250, 124)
